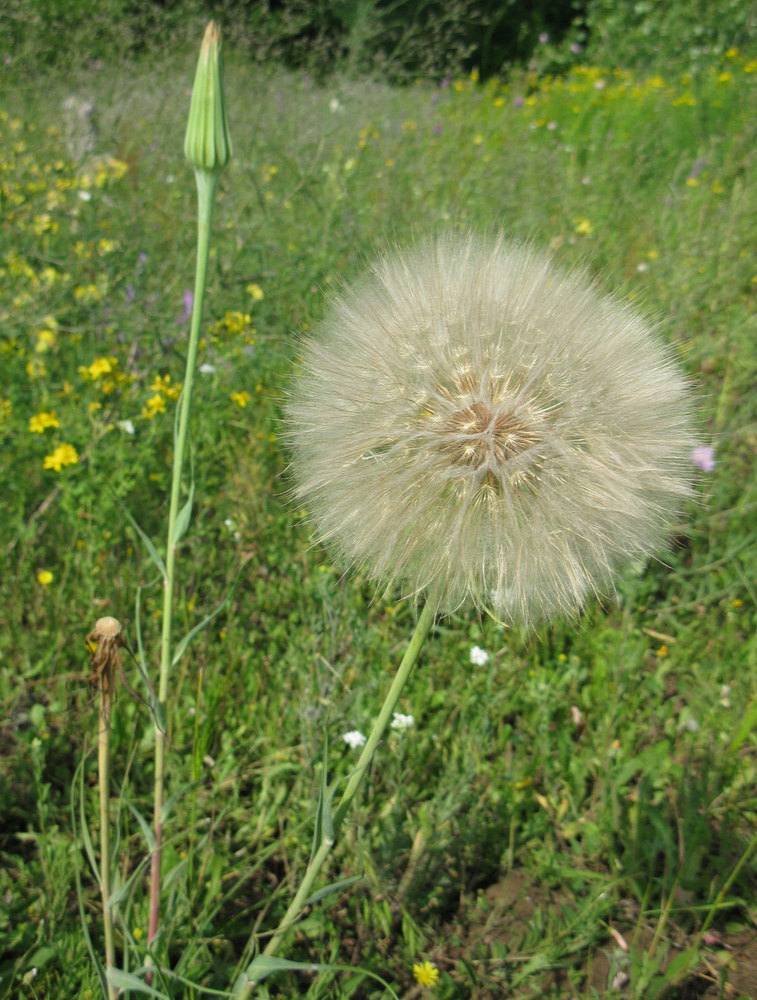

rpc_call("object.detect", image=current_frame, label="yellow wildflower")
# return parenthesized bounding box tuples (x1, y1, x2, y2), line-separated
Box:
(150, 374, 182, 399)
(230, 391, 252, 407)
(43, 443, 79, 471)
(413, 961, 439, 987)
(37, 570, 54, 586)
(26, 358, 47, 379)
(574, 218, 593, 235)
(246, 284, 264, 303)
(80, 356, 116, 380)
(34, 328, 57, 353)
(29, 411, 60, 433)
(142, 394, 166, 419)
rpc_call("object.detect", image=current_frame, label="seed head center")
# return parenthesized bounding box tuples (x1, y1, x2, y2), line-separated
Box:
(443, 400, 541, 469)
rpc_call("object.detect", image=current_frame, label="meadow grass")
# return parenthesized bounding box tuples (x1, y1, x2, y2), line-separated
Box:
(0, 38, 755, 1000)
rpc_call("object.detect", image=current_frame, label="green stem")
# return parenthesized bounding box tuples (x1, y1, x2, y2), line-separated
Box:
(98, 686, 117, 1000)
(697, 828, 757, 942)
(234, 601, 435, 997)
(148, 168, 219, 947)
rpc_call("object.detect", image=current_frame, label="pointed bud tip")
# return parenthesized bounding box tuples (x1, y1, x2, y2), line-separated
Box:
(184, 20, 232, 173)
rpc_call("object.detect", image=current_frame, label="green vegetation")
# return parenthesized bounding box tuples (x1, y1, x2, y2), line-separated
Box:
(0, 14, 755, 1000)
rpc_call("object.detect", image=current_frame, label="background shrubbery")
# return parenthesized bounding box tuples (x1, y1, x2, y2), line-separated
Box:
(2, 0, 755, 81)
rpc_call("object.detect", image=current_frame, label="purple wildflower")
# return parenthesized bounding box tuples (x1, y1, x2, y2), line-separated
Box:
(691, 445, 716, 472)
(687, 157, 707, 180)
(177, 289, 194, 325)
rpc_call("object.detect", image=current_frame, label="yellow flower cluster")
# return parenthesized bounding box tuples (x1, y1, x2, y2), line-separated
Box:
(207, 309, 255, 343)
(80, 356, 117, 380)
(150, 374, 182, 400)
(43, 443, 78, 471)
(78, 356, 131, 395)
(29, 411, 60, 433)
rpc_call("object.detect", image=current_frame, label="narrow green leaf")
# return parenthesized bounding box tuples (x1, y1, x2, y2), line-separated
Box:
(77, 757, 99, 882)
(70, 758, 106, 993)
(122, 506, 166, 578)
(240, 956, 399, 998)
(171, 596, 227, 667)
(107, 969, 171, 998)
(304, 873, 362, 908)
(124, 797, 156, 853)
(171, 480, 195, 546)
(246, 956, 321, 980)
(663, 948, 700, 982)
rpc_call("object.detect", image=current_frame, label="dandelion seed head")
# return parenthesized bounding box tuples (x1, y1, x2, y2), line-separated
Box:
(286, 234, 694, 627)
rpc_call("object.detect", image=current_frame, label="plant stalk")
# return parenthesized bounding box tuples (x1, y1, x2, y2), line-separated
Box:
(234, 600, 435, 996)
(148, 169, 218, 946)
(98, 684, 117, 1000)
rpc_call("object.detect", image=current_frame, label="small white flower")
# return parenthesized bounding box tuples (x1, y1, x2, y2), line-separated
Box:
(78, 189, 92, 201)
(117, 419, 135, 435)
(199, 363, 216, 374)
(329, 97, 342, 113)
(342, 729, 367, 749)
(720, 684, 731, 707)
(391, 712, 414, 730)
(470, 646, 490, 666)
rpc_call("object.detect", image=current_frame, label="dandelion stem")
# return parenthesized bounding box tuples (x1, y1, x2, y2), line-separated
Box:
(332, 600, 435, 830)
(98, 683, 117, 1000)
(148, 169, 218, 947)
(234, 601, 435, 996)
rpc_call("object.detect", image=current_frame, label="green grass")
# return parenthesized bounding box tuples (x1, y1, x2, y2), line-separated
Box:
(1, 37, 756, 1000)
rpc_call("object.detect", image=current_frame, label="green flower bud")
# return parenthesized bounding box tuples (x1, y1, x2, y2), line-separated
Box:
(184, 21, 232, 173)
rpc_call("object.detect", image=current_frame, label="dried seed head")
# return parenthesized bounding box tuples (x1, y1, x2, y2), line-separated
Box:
(93, 616, 122, 640)
(286, 233, 695, 627)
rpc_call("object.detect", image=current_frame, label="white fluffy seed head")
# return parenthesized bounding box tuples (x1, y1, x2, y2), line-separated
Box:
(286, 233, 695, 627)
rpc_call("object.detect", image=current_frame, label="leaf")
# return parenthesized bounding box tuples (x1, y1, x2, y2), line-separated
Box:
(107, 969, 171, 998)
(246, 955, 322, 980)
(122, 505, 166, 579)
(311, 728, 336, 861)
(238, 956, 400, 998)
(171, 480, 195, 546)
(304, 873, 362, 908)
(124, 797, 156, 853)
(663, 948, 700, 982)
(171, 596, 227, 667)
(70, 758, 105, 993)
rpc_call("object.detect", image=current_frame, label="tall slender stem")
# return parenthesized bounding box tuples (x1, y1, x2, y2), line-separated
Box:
(98, 685, 117, 1000)
(234, 601, 435, 997)
(148, 170, 218, 946)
